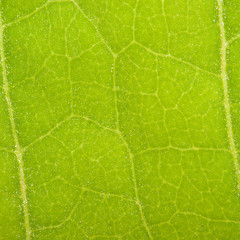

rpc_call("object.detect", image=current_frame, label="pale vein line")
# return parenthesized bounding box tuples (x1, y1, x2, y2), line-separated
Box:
(162, 0, 170, 54)
(0, 146, 15, 153)
(113, 57, 119, 128)
(23, 116, 72, 152)
(217, 0, 240, 191)
(4, 1, 49, 28)
(135, 41, 220, 78)
(135, 146, 230, 156)
(118, 133, 154, 240)
(3, 0, 72, 28)
(118, 132, 153, 239)
(227, 33, 240, 46)
(0, 11, 31, 240)
(71, 0, 116, 57)
(65, 13, 151, 237)
(113, 56, 153, 239)
(32, 192, 88, 237)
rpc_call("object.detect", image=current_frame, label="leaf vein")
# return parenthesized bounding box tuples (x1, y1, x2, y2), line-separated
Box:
(0, 10, 31, 240)
(217, 0, 240, 191)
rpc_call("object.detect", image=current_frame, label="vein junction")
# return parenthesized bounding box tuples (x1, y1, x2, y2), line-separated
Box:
(0, 10, 31, 240)
(217, 0, 240, 190)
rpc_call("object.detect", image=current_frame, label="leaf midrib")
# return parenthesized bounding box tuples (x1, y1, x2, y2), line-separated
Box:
(217, 0, 240, 190)
(0, 9, 31, 240)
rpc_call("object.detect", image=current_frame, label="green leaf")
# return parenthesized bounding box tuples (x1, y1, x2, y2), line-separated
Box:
(0, 0, 240, 239)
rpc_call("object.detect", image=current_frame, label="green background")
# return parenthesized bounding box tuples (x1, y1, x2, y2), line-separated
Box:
(0, 0, 240, 239)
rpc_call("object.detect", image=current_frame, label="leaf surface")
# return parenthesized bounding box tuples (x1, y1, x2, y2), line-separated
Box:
(0, 0, 240, 239)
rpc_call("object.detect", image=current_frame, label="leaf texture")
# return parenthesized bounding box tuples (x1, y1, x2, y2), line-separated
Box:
(0, 0, 240, 239)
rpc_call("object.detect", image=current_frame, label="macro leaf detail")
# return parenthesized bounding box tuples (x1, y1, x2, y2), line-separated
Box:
(0, 0, 240, 239)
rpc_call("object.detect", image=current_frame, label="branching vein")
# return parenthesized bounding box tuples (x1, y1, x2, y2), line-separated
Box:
(113, 56, 153, 239)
